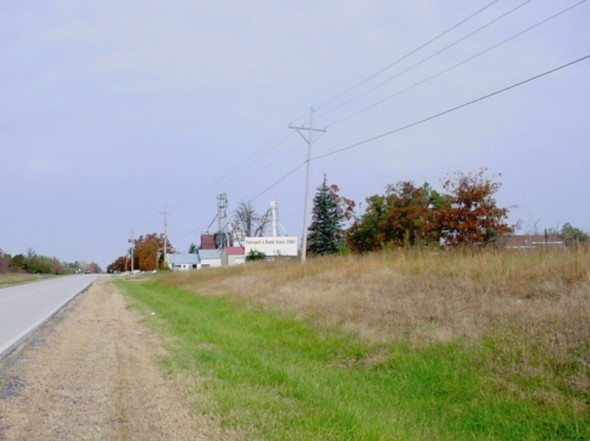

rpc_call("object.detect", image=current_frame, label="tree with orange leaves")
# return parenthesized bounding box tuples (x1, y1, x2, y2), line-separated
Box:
(437, 169, 515, 247)
(134, 233, 174, 271)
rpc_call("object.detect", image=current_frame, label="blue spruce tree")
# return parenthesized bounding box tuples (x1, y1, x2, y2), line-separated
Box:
(307, 176, 344, 256)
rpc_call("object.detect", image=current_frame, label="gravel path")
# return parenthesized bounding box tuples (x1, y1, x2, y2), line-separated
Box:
(0, 279, 229, 441)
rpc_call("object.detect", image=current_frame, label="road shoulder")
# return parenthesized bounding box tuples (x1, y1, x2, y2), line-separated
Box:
(0, 278, 230, 441)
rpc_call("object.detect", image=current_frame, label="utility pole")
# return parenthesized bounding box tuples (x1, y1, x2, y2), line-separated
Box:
(160, 207, 170, 270)
(289, 106, 326, 263)
(217, 193, 229, 248)
(128, 229, 135, 272)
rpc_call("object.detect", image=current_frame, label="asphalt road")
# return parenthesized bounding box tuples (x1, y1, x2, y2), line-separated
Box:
(0, 274, 97, 358)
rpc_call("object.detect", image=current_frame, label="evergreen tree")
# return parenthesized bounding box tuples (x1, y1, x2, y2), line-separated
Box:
(307, 176, 345, 256)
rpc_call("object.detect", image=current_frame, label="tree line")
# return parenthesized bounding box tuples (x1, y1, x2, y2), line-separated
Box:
(106, 169, 589, 269)
(306, 169, 588, 256)
(0, 248, 101, 274)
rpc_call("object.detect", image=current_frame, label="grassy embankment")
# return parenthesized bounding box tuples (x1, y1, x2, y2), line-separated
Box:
(116, 249, 589, 440)
(0, 273, 52, 287)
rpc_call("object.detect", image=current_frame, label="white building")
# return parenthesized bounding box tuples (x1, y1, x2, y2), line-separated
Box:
(198, 249, 222, 268)
(221, 247, 246, 266)
(167, 253, 200, 271)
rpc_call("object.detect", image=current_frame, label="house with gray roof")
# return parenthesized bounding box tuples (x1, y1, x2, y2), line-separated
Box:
(166, 253, 200, 271)
(198, 249, 222, 268)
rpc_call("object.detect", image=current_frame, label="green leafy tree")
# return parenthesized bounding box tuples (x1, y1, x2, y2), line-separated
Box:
(9, 254, 27, 272)
(347, 195, 388, 253)
(437, 169, 514, 247)
(307, 176, 347, 256)
(347, 182, 445, 252)
(0, 249, 10, 273)
(188, 243, 198, 254)
(560, 223, 588, 248)
(28, 254, 63, 274)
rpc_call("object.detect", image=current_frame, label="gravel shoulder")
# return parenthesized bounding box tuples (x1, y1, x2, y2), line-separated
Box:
(0, 278, 229, 441)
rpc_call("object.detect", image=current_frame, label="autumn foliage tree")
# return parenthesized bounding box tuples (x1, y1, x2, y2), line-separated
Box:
(437, 169, 514, 247)
(107, 256, 129, 273)
(347, 170, 514, 252)
(347, 182, 445, 252)
(107, 232, 174, 272)
(134, 233, 173, 271)
(380, 181, 445, 247)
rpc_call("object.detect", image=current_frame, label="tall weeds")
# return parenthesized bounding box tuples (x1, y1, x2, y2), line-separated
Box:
(159, 248, 590, 398)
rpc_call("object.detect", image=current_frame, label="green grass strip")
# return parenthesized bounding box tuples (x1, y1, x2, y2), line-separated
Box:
(116, 280, 589, 441)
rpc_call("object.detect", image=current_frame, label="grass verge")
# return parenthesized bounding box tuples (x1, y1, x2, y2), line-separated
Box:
(0, 273, 52, 287)
(116, 278, 589, 440)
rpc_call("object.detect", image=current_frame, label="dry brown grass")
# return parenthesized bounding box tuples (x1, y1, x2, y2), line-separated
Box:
(0, 279, 232, 440)
(161, 249, 588, 341)
(159, 249, 590, 395)
(0, 273, 51, 287)
(163, 250, 590, 394)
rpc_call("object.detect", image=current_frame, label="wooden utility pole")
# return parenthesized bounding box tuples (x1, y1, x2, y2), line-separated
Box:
(289, 107, 326, 263)
(128, 229, 135, 272)
(160, 207, 170, 269)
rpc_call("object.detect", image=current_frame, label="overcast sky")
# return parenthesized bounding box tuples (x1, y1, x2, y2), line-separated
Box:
(1, 0, 589, 269)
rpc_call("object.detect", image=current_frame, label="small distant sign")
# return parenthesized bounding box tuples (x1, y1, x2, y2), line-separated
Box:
(244, 237, 298, 257)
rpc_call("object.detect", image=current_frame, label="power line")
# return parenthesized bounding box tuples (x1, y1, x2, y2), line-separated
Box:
(165, 3, 588, 249)
(212, 0, 586, 207)
(323, 0, 586, 128)
(227, 141, 303, 191)
(315, 0, 501, 112)
(317, 0, 532, 121)
(172, 2, 571, 217)
(312, 54, 590, 161)
(242, 53, 589, 205)
(247, 162, 306, 203)
(194, 128, 294, 196)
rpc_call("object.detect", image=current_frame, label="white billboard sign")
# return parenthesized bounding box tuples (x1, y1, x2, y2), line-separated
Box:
(244, 237, 298, 257)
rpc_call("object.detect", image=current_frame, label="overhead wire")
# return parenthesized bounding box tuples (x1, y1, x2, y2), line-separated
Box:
(323, 0, 586, 128)
(247, 161, 306, 203)
(314, 54, 590, 161)
(316, 0, 532, 121)
(193, 127, 294, 196)
(315, 0, 501, 112)
(188, 1, 528, 207)
(173, 2, 589, 239)
(243, 53, 590, 203)
(166, 127, 296, 240)
(228, 141, 304, 191)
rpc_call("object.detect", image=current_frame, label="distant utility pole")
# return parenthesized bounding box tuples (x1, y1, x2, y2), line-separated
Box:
(160, 207, 170, 269)
(217, 193, 228, 248)
(289, 106, 326, 263)
(128, 229, 135, 272)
